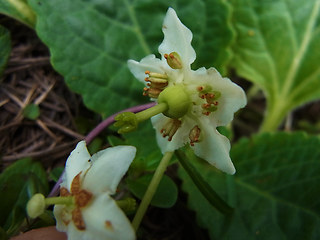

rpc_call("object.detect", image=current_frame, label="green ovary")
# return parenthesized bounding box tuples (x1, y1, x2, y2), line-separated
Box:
(158, 85, 191, 119)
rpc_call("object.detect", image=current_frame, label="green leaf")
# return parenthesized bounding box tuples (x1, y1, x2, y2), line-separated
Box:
(28, 0, 234, 117)
(49, 167, 64, 182)
(0, 25, 11, 77)
(193, 0, 235, 75)
(0, 158, 48, 236)
(0, 0, 36, 27)
(108, 121, 163, 172)
(179, 132, 320, 239)
(127, 174, 178, 208)
(230, 0, 320, 131)
(22, 103, 40, 120)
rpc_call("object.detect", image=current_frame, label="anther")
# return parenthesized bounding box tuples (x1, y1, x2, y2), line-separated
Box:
(197, 86, 204, 92)
(143, 71, 169, 98)
(164, 52, 182, 69)
(160, 119, 182, 141)
(189, 125, 201, 146)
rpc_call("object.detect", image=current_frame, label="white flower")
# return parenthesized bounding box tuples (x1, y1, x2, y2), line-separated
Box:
(128, 8, 246, 174)
(54, 141, 136, 240)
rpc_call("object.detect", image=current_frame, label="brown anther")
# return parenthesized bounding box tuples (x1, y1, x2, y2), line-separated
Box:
(71, 172, 82, 194)
(203, 111, 210, 116)
(213, 101, 219, 106)
(75, 189, 93, 208)
(164, 54, 169, 59)
(189, 125, 201, 146)
(169, 53, 175, 59)
(160, 119, 182, 141)
(105, 220, 114, 231)
(72, 208, 86, 230)
(145, 70, 150, 74)
(197, 86, 204, 92)
(202, 103, 210, 109)
(60, 187, 71, 197)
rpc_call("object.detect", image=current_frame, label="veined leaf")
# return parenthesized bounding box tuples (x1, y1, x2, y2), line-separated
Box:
(28, 0, 234, 117)
(230, 0, 320, 131)
(179, 132, 320, 239)
(0, 0, 36, 27)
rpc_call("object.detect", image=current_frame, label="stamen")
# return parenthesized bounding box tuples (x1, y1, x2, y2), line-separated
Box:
(197, 86, 204, 92)
(143, 87, 162, 98)
(189, 125, 201, 146)
(197, 86, 221, 116)
(143, 71, 169, 98)
(164, 52, 182, 69)
(160, 119, 182, 141)
(72, 208, 86, 230)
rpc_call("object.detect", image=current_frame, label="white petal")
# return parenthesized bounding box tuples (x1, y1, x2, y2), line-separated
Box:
(128, 55, 166, 84)
(82, 146, 136, 195)
(64, 141, 91, 190)
(192, 67, 247, 126)
(158, 8, 196, 67)
(53, 205, 69, 233)
(151, 114, 193, 153)
(193, 118, 235, 174)
(81, 194, 135, 240)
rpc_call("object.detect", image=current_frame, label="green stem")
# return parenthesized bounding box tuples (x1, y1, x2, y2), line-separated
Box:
(132, 151, 174, 231)
(45, 196, 74, 206)
(259, 101, 288, 132)
(136, 103, 168, 122)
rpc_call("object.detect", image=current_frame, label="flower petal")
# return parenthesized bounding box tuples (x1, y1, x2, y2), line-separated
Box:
(151, 114, 193, 153)
(128, 55, 166, 84)
(192, 67, 247, 126)
(193, 118, 235, 174)
(81, 194, 135, 240)
(64, 141, 91, 190)
(158, 8, 196, 68)
(54, 205, 70, 233)
(82, 146, 136, 195)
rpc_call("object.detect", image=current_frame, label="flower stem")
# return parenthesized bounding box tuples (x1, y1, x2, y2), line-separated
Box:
(132, 151, 174, 231)
(85, 102, 156, 144)
(135, 103, 168, 122)
(259, 101, 288, 132)
(45, 196, 74, 206)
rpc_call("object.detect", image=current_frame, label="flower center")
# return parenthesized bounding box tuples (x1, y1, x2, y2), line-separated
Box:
(58, 172, 93, 231)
